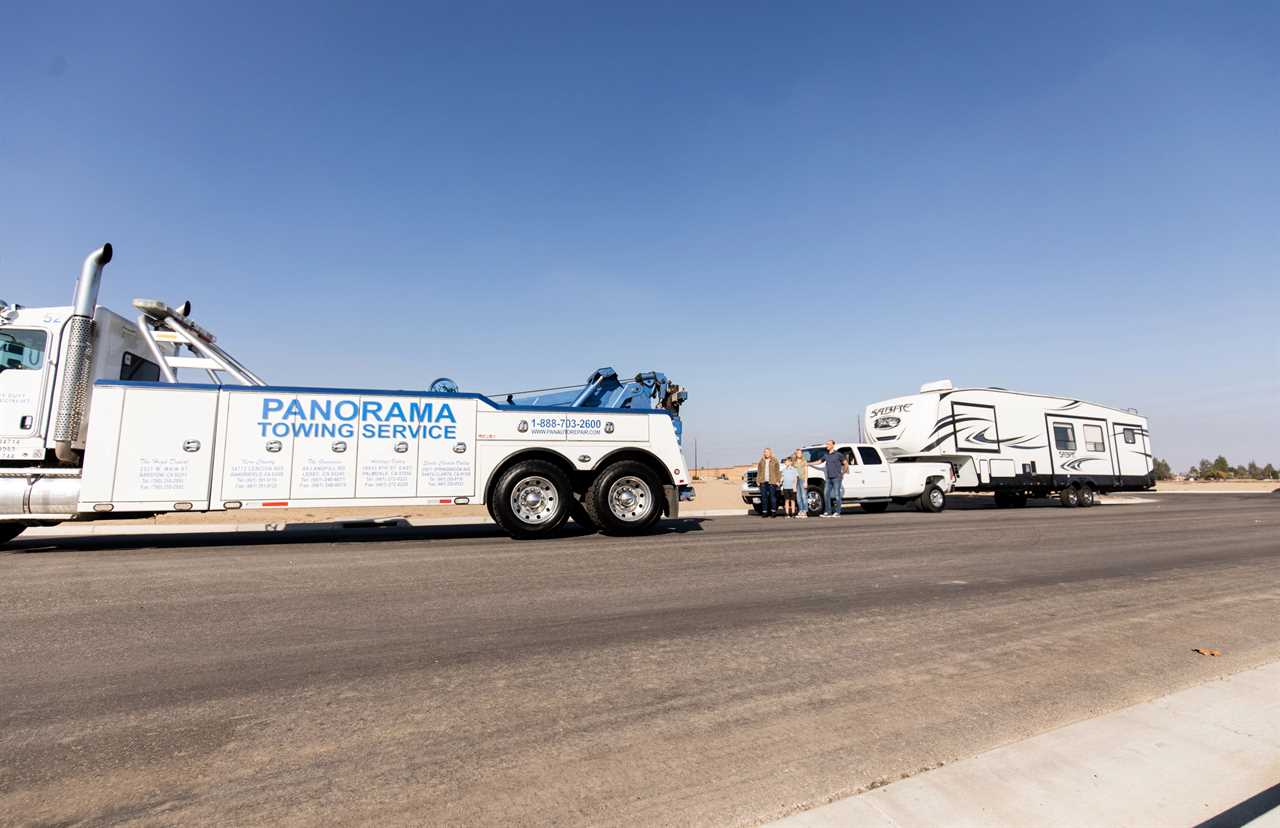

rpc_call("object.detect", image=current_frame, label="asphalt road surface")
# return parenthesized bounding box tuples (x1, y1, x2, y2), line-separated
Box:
(2, 494, 1277, 826)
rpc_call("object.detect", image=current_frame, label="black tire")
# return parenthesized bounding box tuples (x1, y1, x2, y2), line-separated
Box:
(1079, 485, 1096, 507)
(1059, 485, 1081, 508)
(805, 486, 824, 516)
(994, 491, 1013, 508)
(1011, 493, 1028, 507)
(918, 484, 946, 513)
(568, 497, 599, 529)
(490, 460, 572, 539)
(584, 461, 664, 536)
(751, 503, 765, 516)
(861, 501, 889, 514)
(0, 523, 25, 545)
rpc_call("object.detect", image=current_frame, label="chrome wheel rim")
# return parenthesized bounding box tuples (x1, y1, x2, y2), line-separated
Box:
(608, 476, 652, 522)
(511, 476, 559, 524)
(929, 489, 944, 509)
(805, 489, 822, 514)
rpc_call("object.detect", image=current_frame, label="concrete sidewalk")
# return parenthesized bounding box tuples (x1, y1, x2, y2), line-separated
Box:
(773, 660, 1280, 827)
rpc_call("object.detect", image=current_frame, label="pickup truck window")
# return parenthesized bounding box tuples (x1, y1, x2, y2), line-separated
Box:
(802, 446, 855, 465)
(0, 329, 46, 371)
(857, 447, 883, 465)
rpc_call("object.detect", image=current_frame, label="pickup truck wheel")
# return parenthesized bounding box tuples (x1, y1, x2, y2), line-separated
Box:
(1059, 485, 1080, 508)
(861, 501, 889, 514)
(751, 503, 765, 515)
(0, 524, 25, 546)
(491, 460, 571, 539)
(805, 486, 824, 516)
(919, 484, 946, 513)
(1078, 485, 1096, 507)
(585, 461, 663, 535)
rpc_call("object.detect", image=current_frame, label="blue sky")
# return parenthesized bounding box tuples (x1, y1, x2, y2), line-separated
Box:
(2, 1, 1277, 469)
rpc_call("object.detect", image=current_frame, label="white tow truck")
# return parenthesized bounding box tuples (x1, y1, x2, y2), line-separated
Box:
(741, 442, 954, 515)
(0, 245, 694, 544)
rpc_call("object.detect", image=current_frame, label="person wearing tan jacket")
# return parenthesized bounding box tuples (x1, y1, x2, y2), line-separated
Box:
(756, 448, 781, 517)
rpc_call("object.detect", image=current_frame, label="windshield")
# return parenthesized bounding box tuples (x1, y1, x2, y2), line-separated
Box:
(0, 329, 47, 371)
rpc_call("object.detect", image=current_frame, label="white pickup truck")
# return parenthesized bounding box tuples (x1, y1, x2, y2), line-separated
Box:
(741, 442, 955, 515)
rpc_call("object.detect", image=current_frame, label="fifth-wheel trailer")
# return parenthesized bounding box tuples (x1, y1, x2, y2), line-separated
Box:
(0, 244, 694, 544)
(863, 380, 1154, 507)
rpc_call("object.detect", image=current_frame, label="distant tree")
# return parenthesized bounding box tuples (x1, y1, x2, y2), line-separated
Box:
(1232, 465, 1249, 478)
(1198, 458, 1213, 477)
(1212, 455, 1231, 475)
(1265, 463, 1278, 480)
(1153, 458, 1173, 480)
(1247, 461, 1261, 479)
(1186, 466, 1199, 479)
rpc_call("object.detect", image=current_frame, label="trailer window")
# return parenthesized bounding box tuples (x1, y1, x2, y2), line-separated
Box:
(120, 351, 161, 382)
(1052, 423, 1076, 451)
(857, 447, 883, 465)
(1123, 428, 1137, 444)
(1083, 424, 1106, 453)
(0, 330, 47, 371)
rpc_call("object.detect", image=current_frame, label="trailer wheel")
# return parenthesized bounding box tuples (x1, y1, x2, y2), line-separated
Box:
(491, 460, 572, 539)
(994, 491, 1013, 508)
(584, 461, 663, 535)
(1059, 485, 1081, 508)
(919, 485, 946, 513)
(805, 486, 824, 516)
(861, 501, 889, 514)
(0, 523, 25, 546)
(1078, 485, 1096, 507)
(568, 497, 599, 529)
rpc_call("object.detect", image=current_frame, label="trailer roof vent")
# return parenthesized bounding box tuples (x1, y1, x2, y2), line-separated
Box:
(919, 379, 954, 393)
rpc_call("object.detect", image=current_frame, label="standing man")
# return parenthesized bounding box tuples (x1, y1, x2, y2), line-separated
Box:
(757, 447, 781, 517)
(821, 440, 848, 517)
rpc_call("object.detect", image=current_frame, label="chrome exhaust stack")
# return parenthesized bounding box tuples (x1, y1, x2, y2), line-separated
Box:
(53, 243, 113, 463)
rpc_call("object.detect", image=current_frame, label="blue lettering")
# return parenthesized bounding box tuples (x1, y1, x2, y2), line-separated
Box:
(362, 400, 383, 422)
(444, 425, 456, 439)
(392, 424, 407, 439)
(335, 400, 358, 421)
(385, 401, 406, 422)
(262, 398, 284, 419)
(272, 422, 290, 438)
(437, 403, 455, 424)
(362, 424, 375, 438)
(338, 423, 354, 439)
(283, 399, 305, 420)
(309, 399, 332, 420)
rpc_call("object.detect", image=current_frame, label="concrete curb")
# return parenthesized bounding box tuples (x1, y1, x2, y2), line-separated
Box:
(771, 660, 1280, 827)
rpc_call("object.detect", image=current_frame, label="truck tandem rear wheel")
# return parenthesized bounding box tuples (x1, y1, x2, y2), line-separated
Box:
(490, 460, 572, 539)
(584, 461, 664, 536)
